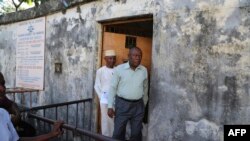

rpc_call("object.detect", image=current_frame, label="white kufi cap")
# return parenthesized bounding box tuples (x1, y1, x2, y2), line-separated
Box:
(104, 50, 116, 56)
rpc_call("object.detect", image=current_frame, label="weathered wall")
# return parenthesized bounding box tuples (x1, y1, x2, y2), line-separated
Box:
(0, 24, 16, 87)
(0, 0, 250, 140)
(44, 8, 97, 103)
(149, 0, 250, 141)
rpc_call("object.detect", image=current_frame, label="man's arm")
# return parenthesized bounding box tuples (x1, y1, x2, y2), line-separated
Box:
(94, 69, 102, 99)
(20, 121, 64, 141)
(143, 69, 149, 106)
(107, 68, 119, 118)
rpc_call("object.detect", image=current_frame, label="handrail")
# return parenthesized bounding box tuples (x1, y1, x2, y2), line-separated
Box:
(20, 99, 97, 140)
(28, 113, 120, 141)
(21, 99, 92, 112)
(6, 88, 39, 93)
(5, 88, 40, 108)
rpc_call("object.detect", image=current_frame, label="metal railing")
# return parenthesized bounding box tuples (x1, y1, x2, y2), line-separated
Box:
(6, 88, 39, 108)
(5, 88, 119, 140)
(21, 99, 119, 141)
(22, 99, 92, 140)
(28, 113, 119, 141)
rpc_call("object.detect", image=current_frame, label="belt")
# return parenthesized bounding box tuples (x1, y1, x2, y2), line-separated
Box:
(117, 96, 142, 102)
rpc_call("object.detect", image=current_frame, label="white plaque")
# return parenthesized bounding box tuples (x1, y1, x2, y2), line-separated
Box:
(16, 17, 45, 90)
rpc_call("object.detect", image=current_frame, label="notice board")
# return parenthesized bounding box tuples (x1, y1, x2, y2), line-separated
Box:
(15, 17, 45, 90)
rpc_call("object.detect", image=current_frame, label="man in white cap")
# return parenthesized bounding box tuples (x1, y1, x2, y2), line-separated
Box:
(94, 49, 116, 137)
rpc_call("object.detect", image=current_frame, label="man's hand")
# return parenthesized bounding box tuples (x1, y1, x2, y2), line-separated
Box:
(51, 121, 64, 137)
(107, 108, 115, 118)
(20, 121, 64, 141)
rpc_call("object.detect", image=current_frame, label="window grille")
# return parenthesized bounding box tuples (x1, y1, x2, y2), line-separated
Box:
(125, 36, 136, 48)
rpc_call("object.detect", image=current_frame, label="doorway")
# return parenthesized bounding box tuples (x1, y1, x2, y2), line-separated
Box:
(98, 16, 153, 134)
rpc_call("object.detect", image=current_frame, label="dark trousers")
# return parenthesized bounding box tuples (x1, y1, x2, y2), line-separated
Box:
(113, 97, 145, 141)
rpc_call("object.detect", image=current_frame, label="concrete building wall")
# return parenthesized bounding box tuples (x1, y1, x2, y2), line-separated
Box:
(0, 0, 250, 140)
(0, 24, 16, 87)
(149, 0, 250, 140)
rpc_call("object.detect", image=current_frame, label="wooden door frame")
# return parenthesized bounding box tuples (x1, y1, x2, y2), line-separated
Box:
(99, 14, 153, 65)
(96, 14, 153, 133)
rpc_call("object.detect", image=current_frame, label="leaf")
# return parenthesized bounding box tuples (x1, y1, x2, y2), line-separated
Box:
(21, 0, 33, 5)
(27, 0, 33, 5)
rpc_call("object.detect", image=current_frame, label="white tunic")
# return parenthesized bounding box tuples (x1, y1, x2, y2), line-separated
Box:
(94, 66, 114, 137)
(0, 108, 19, 141)
(94, 66, 114, 104)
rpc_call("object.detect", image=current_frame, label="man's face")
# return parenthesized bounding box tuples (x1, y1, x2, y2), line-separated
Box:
(128, 48, 142, 68)
(105, 56, 116, 68)
(0, 85, 5, 97)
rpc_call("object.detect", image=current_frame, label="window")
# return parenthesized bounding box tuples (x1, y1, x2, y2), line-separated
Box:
(125, 36, 136, 48)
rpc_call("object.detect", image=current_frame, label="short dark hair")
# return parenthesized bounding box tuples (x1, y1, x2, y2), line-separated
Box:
(129, 47, 142, 54)
(0, 72, 5, 87)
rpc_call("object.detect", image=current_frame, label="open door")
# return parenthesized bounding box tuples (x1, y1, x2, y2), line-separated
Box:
(99, 16, 153, 133)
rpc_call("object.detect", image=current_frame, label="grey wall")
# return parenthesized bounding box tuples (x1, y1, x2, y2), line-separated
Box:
(0, 0, 250, 140)
(149, 0, 250, 141)
(0, 24, 16, 87)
